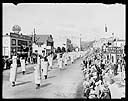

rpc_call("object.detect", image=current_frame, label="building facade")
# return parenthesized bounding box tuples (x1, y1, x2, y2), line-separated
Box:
(32, 34, 54, 56)
(3, 32, 32, 58)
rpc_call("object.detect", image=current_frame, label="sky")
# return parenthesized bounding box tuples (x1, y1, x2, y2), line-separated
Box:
(3, 3, 125, 47)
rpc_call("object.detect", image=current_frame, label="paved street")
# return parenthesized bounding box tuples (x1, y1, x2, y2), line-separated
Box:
(2, 59, 83, 98)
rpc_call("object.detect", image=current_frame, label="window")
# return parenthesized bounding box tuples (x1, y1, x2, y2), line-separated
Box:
(18, 40, 27, 46)
(18, 40, 22, 46)
(11, 39, 16, 45)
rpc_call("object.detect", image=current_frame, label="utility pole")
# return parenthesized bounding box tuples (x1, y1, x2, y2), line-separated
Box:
(80, 34, 81, 51)
(34, 28, 36, 43)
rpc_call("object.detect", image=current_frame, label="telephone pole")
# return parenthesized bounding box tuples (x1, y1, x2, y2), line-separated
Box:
(80, 34, 81, 51)
(34, 28, 36, 43)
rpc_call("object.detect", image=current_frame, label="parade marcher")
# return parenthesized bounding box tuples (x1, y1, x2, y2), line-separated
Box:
(57, 53, 60, 67)
(42, 56, 49, 79)
(47, 53, 53, 69)
(20, 57, 26, 75)
(70, 52, 74, 64)
(9, 53, 18, 87)
(63, 52, 68, 66)
(58, 53, 63, 70)
(34, 54, 42, 89)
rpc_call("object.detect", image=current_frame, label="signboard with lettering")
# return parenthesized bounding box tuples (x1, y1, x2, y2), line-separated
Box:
(103, 47, 123, 54)
(10, 33, 32, 40)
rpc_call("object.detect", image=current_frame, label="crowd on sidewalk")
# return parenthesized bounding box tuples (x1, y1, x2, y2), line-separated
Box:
(6, 50, 87, 89)
(80, 49, 126, 99)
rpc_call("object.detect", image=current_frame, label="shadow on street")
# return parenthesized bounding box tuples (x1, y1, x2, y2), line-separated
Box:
(75, 81, 83, 98)
(48, 76, 56, 79)
(40, 83, 52, 89)
(15, 81, 32, 86)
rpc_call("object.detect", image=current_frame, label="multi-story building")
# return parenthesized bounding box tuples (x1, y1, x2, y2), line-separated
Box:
(2, 32, 32, 58)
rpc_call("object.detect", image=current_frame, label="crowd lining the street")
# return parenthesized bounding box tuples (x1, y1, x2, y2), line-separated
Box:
(80, 49, 126, 99)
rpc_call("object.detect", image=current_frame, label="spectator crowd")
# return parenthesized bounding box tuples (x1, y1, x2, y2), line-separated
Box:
(81, 48, 125, 99)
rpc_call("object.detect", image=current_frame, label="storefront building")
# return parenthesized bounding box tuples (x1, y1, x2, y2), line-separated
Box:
(3, 32, 32, 58)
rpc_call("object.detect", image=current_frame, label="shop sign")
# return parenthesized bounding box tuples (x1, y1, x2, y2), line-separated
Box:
(10, 33, 32, 40)
(10, 33, 19, 38)
(104, 47, 123, 54)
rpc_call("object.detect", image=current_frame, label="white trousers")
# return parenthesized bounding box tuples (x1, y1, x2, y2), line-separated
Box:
(10, 64, 17, 83)
(34, 64, 41, 84)
(21, 59, 26, 72)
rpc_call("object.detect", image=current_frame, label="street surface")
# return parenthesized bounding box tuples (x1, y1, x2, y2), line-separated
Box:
(3, 59, 83, 98)
(2, 58, 125, 99)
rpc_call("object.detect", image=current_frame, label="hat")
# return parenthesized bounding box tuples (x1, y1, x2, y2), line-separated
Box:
(104, 83, 108, 88)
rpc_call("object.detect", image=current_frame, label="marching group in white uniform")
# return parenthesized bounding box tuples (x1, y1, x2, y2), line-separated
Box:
(9, 51, 87, 89)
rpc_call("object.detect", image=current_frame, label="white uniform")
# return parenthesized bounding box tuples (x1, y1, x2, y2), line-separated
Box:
(70, 53, 74, 63)
(42, 61, 48, 76)
(47, 55, 53, 68)
(40, 58, 44, 70)
(10, 56, 17, 84)
(34, 56, 41, 85)
(58, 58, 63, 69)
(57, 53, 60, 67)
(64, 53, 68, 65)
(20, 58, 26, 72)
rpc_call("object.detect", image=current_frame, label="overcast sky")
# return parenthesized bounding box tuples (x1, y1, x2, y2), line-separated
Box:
(3, 3, 125, 47)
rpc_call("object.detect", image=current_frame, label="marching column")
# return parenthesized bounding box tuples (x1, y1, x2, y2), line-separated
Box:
(9, 54, 17, 87)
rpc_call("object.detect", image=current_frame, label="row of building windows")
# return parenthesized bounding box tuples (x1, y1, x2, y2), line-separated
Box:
(11, 39, 32, 46)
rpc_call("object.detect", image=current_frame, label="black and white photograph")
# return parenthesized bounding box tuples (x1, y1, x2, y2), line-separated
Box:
(2, 3, 126, 99)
